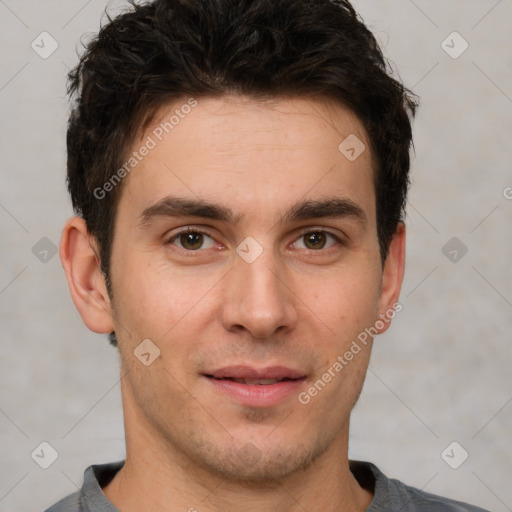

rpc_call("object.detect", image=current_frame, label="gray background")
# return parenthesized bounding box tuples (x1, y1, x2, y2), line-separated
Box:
(0, 0, 511, 510)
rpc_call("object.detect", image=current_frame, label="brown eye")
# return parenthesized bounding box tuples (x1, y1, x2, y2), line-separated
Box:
(168, 229, 216, 251)
(294, 231, 339, 251)
(179, 232, 204, 250)
(303, 232, 327, 250)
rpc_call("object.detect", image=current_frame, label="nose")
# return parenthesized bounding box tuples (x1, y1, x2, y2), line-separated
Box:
(220, 247, 298, 339)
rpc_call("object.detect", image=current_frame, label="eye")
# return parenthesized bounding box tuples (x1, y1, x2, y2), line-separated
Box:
(293, 230, 340, 251)
(167, 228, 216, 251)
(165, 227, 342, 254)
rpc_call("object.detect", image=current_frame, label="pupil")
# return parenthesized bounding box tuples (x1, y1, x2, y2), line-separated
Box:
(305, 232, 325, 249)
(181, 232, 203, 250)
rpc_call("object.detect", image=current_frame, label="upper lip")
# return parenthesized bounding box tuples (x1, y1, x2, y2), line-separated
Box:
(204, 365, 306, 380)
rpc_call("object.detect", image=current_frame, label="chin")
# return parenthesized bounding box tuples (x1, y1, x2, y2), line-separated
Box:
(188, 434, 330, 484)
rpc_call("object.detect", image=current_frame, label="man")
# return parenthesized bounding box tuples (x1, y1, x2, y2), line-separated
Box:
(47, 0, 489, 510)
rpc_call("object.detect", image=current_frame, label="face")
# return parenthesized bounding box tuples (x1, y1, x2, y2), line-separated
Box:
(106, 95, 401, 481)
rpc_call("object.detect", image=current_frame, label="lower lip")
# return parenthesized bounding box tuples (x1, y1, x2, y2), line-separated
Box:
(204, 377, 306, 407)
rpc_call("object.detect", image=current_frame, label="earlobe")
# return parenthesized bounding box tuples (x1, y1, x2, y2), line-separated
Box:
(59, 217, 115, 334)
(376, 222, 406, 334)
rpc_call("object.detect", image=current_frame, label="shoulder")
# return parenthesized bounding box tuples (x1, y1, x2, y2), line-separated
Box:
(383, 477, 492, 512)
(350, 460, 491, 512)
(43, 462, 123, 512)
(44, 492, 84, 512)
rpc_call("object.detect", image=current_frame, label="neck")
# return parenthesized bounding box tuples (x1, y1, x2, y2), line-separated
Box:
(103, 382, 373, 512)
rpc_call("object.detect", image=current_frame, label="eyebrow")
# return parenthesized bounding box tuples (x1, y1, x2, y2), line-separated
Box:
(139, 195, 367, 228)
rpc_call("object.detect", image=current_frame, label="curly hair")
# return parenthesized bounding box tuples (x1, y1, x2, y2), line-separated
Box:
(67, 0, 418, 344)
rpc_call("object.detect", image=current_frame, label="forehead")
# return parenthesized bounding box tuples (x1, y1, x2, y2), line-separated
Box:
(119, 94, 375, 227)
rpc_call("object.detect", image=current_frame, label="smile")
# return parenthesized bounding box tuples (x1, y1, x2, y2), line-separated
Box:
(203, 366, 307, 407)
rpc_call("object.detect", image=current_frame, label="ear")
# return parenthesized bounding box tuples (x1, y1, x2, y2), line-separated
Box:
(59, 217, 114, 334)
(375, 222, 406, 334)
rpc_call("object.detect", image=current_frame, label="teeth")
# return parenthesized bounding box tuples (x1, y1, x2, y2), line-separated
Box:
(232, 378, 280, 385)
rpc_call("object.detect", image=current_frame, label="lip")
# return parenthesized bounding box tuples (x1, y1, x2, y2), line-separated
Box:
(206, 365, 306, 380)
(203, 365, 307, 408)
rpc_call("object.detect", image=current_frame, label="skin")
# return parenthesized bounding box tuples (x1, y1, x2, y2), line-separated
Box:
(60, 94, 406, 512)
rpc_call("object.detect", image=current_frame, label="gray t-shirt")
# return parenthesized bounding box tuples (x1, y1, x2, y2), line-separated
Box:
(44, 460, 490, 511)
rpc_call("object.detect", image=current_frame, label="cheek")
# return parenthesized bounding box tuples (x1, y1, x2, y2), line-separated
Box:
(304, 275, 379, 405)
(110, 253, 227, 370)
(309, 267, 381, 339)
(112, 254, 190, 333)
(111, 235, 382, 350)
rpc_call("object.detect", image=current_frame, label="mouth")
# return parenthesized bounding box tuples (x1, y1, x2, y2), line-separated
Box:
(202, 365, 307, 407)
(206, 376, 298, 385)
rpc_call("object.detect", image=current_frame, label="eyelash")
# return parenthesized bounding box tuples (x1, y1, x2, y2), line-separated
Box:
(165, 226, 344, 254)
